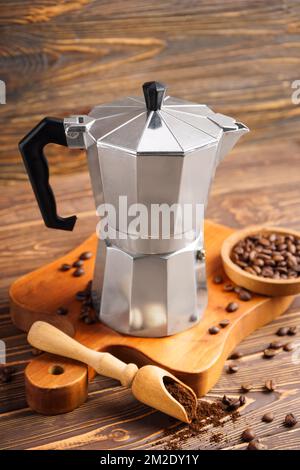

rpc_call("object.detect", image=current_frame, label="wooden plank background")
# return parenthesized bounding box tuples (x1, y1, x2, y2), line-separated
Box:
(1, 0, 300, 450)
(1, 0, 300, 180)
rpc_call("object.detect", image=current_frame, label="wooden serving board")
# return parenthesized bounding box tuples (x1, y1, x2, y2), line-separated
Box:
(9, 221, 294, 415)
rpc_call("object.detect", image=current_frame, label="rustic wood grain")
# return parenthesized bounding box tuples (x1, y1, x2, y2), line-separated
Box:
(1, 0, 300, 451)
(1, 0, 300, 180)
(1, 139, 300, 448)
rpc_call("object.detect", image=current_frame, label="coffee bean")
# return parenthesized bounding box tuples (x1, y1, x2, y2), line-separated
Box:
(253, 265, 262, 274)
(73, 259, 84, 268)
(241, 384, 253, 393)
(262, 267, 274, 277)
(226, 302, 239, 313)
(269, 340, 283, 350)
(0, 367, 13, 383)
(83, 315, 96, 325)
(31, 348, 42, 356)
(253, 258, 264, 267)
(73, 268, 85, 277)
(56, 306, 68, 316)
(288, 243, 296, 254)
(287, 326, 297, 336)
(233, 286, 242, 294)
(223, 283, 235, 292)
(262, 412, 274, 423)
(79, 251, 93, 260)
(229, 351, 243, 360)
(242, 428, 256, 442)
(59, 263, 72, 272)
(264, 379, 276, 391)
(238, 290, 252, 301)
(276, 326, 289, 336)
(263, 348, 277, 359)
(283, 342, 296, 352)
(239, 395, 246, 406)
(284, 413, 297, 427)
(222, 395, 232, 406)
(219, 319, 230, 328)
(213, 275, 224, 284)
(76, 290, 89, 301)
(227, 363, 239, 374)
(208, 326, 220, 335)
(247, 439, 266, 450)
(260, 238, 270, 247)
(227, 398, 241, 411)
(245, 266, 257, 275)
(233, 246, 244, 255)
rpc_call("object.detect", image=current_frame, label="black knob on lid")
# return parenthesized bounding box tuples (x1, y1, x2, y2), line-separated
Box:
(143, 81, 166, 111)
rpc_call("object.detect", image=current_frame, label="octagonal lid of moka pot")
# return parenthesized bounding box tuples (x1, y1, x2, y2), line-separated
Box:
(88, 81, 241, 155)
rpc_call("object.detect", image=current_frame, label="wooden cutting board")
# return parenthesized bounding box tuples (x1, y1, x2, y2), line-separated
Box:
(9, 221, 294, 415)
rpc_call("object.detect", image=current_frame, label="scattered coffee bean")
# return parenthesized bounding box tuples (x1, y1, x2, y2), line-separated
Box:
(229, 351, 243, 360)
(31, 348, 42, 356)
(76, 290, 89, 301)
(79, 251, 93, 260)
(232, 232, 300, 280)
(262, 412, 274, 423)
(247, 439, 266, 450)
(83, 315, 96, 325)
(238, 290, 252, 301)
(59, 263, 72, 272)
(56, 306, 68, 316)
(263, 348, 277, 359)
(213, 275, 224, 284)
(208, 326, 220, 335)
(219, 319, 230, 328)
(287, 326, 297, 336)
(73, 259, 84, 268)
(223, 283, 235, 292)
(242, 428, 256, 442)
(222, 395, 232, 406)
(234, 286, 242, 294)
(239, 395, 246, 406)
(276, 326, 289, 336)
(241, 384, 253, 393)
(227, 363, 239, 374)
(284, 413, 297, 427)
(269, 340, 283, 350)
(226, 302, 239, 313)
(264, 379, 276, 392)
(73, 267, 85, 277)
(283, 342, 296, 352)
(0, 366, 14, 383)
(222, 395, 243, 411)
(227, 398, 241, 411)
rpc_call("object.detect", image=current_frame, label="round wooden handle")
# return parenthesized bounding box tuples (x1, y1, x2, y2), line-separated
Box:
(27, 321, 138, 387)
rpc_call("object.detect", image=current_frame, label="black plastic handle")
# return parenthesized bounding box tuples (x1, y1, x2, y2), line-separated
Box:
(19, 117, 77, 231)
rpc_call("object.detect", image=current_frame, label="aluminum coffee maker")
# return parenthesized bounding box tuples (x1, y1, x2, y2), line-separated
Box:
(20, 81, 248, 337)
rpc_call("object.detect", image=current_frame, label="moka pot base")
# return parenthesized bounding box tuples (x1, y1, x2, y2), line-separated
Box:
(9, 220, 294, 415)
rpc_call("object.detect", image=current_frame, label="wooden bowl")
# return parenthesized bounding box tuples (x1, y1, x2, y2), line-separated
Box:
(221, 225, 300, 297)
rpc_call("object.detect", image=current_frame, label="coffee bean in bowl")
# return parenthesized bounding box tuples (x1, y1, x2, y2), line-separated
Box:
(221, 226, 300, 296)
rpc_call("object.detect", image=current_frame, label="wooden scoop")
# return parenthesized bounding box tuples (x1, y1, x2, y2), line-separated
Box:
(27, 321, 197, 423)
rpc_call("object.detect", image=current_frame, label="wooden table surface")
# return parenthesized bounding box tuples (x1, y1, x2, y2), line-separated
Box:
(1, 0, 300, 450)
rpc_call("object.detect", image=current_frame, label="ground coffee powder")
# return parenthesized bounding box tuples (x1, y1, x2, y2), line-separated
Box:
(156, 396, 239, 449)
(164, 378, 196, 421)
